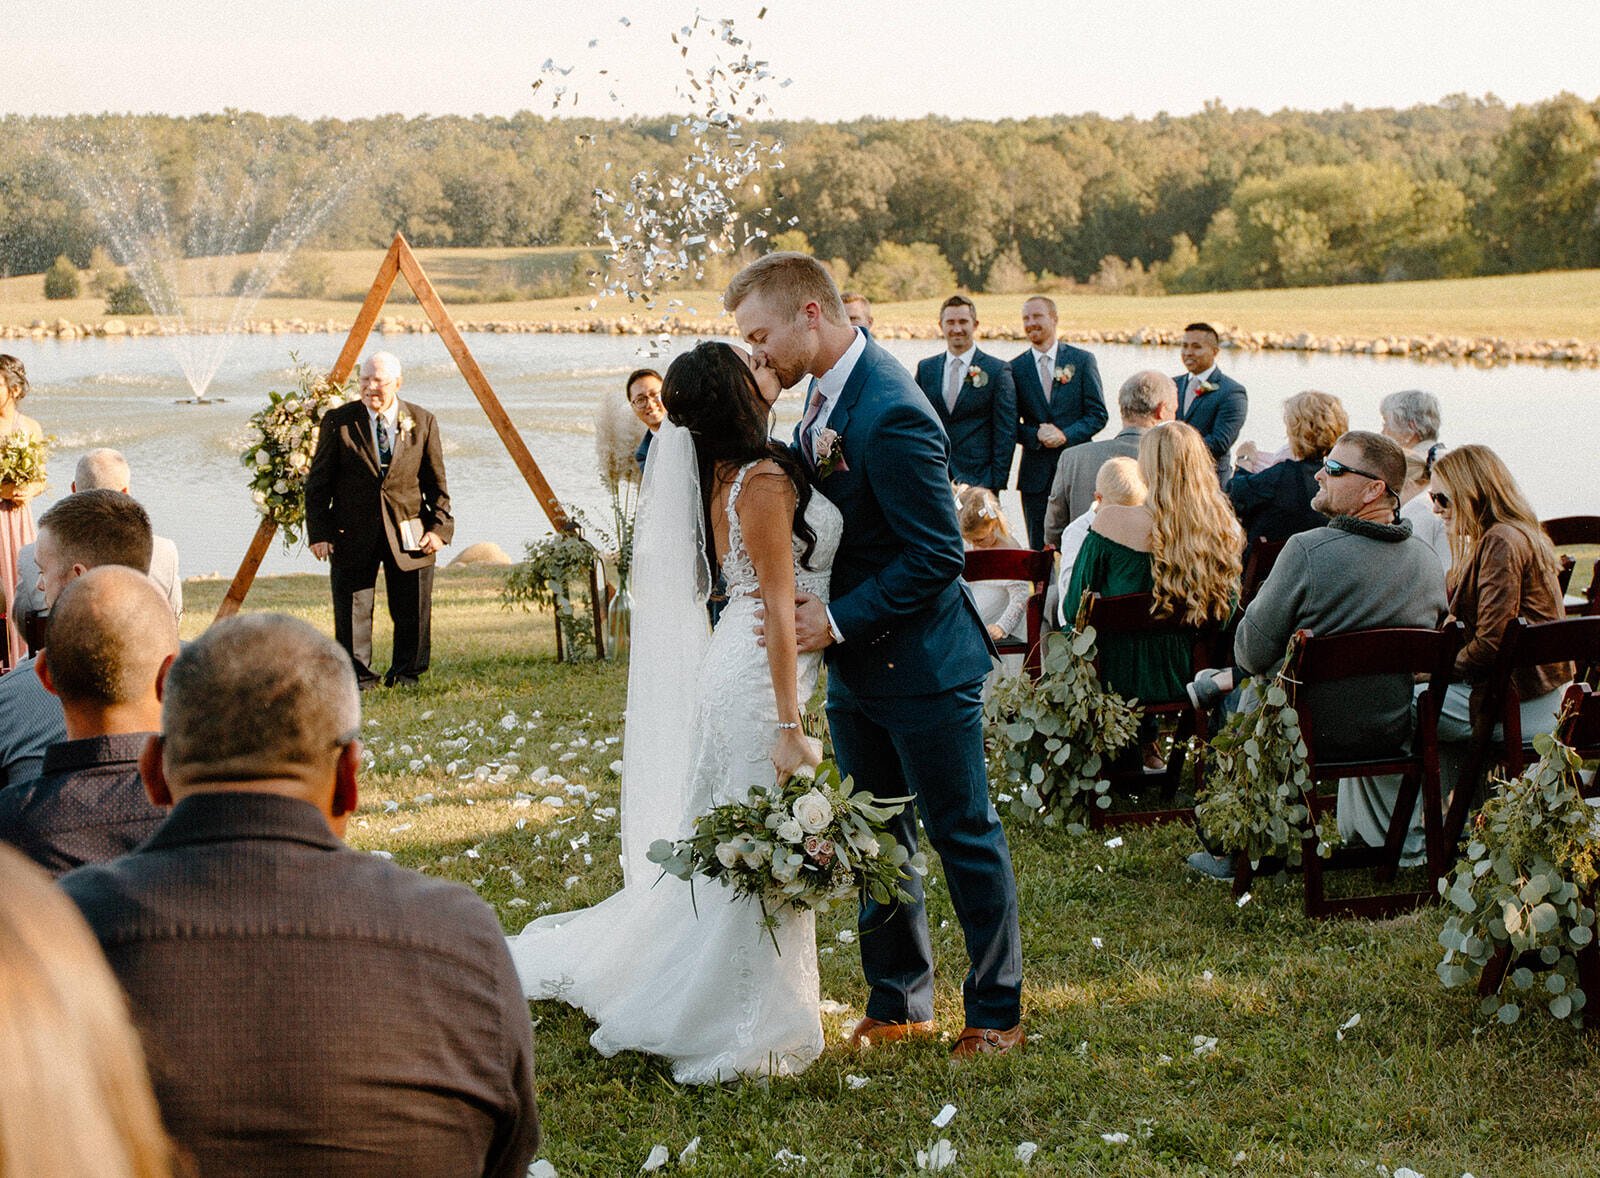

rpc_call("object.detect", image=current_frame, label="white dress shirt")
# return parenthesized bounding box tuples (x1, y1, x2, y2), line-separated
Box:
(366, 400, 401, 461)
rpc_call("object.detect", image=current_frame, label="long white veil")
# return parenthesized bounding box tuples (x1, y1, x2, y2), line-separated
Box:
(617, 419, 712, 887)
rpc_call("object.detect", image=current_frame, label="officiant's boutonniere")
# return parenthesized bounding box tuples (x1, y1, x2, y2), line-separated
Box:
(397, 411, 416, 439)
(814, 427, 848, 478)
(1053, 363, 1075, 385)
(966, 365, 989, 389)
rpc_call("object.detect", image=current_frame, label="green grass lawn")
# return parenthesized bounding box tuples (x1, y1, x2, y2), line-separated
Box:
(177, 571, 1600, 1176)
(12, 252, 1600, 344)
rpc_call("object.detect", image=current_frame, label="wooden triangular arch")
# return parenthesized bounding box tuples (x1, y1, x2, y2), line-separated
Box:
(214, 232, 572, 621)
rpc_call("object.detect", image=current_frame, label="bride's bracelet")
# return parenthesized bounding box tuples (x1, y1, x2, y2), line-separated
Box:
(776, 721, 801, 731)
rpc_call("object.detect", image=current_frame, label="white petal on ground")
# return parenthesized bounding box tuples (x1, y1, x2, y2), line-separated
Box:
(1015, 1141, 1039, 1164)
(640, 1144, 669, 1172)
(1192, 1035, 1218, 1055)
(1091, 936, 1104, 949)
(931, 1103, 956, 1128)
(1104, 836, 1123, 848)
(836, 929, 857, 944)
(845, 1073, 870, 1089)
(678, 1138, 700, 1164)
(772, 1148, 806, 1167)
(1337, 1012, 1362, 1041)
(1236, 891, 1252, 907)
(528, 1160, 556, 1178)
(916, 1140, 957, 1171)
(818, 999, 852, 1016)
(1101, 1132, 1130, 1145)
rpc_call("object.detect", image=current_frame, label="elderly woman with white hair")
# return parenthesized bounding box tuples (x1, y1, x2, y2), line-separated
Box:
(1380, 388, 1449, 572)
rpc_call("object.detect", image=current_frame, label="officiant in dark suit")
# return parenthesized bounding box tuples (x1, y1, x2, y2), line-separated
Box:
(914, 296, 1016, 494)
(307, 352, 452, 688)
(1175, 321, 1248, 484)
(1010, 295, 1107, 549)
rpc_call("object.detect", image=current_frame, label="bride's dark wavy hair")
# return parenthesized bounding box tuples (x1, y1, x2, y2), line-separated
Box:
(661, 341, 817, 570)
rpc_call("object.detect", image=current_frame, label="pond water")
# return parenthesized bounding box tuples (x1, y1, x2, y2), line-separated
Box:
(3, 331, 1596, 582)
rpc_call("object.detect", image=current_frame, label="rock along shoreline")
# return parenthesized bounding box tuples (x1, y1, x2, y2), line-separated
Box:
(9, 314, 1600, 367)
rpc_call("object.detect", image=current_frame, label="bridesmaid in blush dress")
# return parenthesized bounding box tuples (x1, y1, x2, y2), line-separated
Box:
(0, 355, 45, 671)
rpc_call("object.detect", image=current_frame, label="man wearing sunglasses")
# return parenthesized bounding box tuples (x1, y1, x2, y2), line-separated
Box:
(1187, 430, 1447, 881)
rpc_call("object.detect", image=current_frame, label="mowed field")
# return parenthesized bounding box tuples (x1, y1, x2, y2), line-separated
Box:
(168, 570, 1600, 1177)
(8, 249, 1600, 342)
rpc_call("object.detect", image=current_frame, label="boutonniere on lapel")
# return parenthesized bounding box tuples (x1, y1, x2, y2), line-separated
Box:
(1053, 364, 1075, 385)
(1192, 380, 1218, 395)
(965, 365, 989, 389)
(397, 411, 416, 440)
(814, 427, 848, 478)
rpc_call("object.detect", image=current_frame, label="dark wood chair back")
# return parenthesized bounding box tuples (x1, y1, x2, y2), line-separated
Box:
(1542, 516, 1600, 608)
(1556, 682, 1600, 768)
(1233, 621, 1465, 919)
(963, 546, 1055, 679)
(1239, 536, 1288, 609)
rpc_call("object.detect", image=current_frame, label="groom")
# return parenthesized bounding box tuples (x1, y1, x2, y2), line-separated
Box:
(728, 254, 1024, 1057)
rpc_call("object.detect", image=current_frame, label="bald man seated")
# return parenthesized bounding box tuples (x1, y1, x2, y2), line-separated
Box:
(0, 567, 177, 875)
(11, 447, 183, 628)
(60, 614, 540, 1178)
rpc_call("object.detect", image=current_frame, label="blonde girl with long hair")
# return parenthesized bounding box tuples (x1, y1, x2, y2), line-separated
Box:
(1063, 422, 1240, 770)
(1427, 445, 1572, 783)
(0, 845, 181, 1178)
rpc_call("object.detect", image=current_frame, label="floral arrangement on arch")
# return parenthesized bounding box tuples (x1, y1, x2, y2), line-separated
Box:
(240, 356, 355, 546)
(647, 760, 927, 950)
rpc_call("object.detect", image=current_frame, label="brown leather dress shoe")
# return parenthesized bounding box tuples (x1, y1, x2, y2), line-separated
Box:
(950, 1023, 1025, 1058)
(848, 1016, 936, 1047)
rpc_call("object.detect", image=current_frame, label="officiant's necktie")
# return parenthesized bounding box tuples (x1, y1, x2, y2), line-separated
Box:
(799, 380, 826, 467)
(376, 415, 392, 470)
(944, 358, 963, 413)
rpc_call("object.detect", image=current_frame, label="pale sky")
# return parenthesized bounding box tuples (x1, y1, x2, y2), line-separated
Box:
(5, 0, 1599, 122)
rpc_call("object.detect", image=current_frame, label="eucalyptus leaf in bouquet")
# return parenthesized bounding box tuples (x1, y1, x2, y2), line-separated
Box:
(240, 355, 356, 546)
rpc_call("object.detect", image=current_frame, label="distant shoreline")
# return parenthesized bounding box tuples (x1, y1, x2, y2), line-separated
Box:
(7, 313, 1600, 367)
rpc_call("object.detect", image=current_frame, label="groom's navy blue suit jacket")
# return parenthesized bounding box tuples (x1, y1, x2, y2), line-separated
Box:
(796, 333, 994, 700)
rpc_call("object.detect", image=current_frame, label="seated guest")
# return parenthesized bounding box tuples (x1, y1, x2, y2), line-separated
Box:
(0, 568, 177, 875)
(1397, 444, 1451, 570)
(0, 844, 180, 1177)
(1226, 390, 1347, 544)
(1064, 421, 1240, 719)
(60, 613, 540, 1178)
(13, 448, 183, 628)
(1379, 389, 1448, 575)
(1187, 431, 1448, 880)
(0, 490, 153, 790)
(1344, 445, 1573, 841)
(627, 368, 665, 470)
(1055, 457, 1146, 625)
(958, 485, 1029, 688)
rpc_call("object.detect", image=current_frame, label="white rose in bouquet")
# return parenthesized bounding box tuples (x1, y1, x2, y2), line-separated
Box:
(775, 818, 805, 844)
(791, 789, 834, 834)
(715, 841, 741, 869)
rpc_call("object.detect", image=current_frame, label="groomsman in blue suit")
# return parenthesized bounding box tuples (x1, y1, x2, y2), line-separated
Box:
(727, 254, 1025, 1058)
(626, 368, 665, 471)
(1174, 322, 1248, 484)
(914, 296, 1016, 493)
(1010, 295, 1107, 549)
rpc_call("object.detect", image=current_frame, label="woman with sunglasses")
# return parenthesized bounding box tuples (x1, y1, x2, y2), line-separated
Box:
(1427, 445, 1573, 787)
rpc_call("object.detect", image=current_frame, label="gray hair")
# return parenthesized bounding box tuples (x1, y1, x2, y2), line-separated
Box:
(74, 448, 131, 492)
(45, 566, 177, 707)
(362, 351, 403, 379)
(1118, 370, 1178, 423)
(1378, 389, 1440, 444)
(161, 614, 359, 785)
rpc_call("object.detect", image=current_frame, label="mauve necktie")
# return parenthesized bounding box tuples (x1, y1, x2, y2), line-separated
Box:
(1038, 352, 1053, 394)
(799, 380, 825, 466)
(944, 357, 963, 412)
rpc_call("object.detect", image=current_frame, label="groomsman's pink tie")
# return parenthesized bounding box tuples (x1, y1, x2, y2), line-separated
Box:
(800, 379, 826, 467)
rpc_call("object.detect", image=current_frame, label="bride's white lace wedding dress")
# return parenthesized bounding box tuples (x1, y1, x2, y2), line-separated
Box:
(507, 456, 843, 1084)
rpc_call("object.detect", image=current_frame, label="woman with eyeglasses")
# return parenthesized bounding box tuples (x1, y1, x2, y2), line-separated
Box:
(1396, 444, 1451, 571)
(1427, 445, 1573, 786)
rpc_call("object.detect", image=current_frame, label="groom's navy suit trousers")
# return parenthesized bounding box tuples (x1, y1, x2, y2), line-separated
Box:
(801, 333, 1023, 1030)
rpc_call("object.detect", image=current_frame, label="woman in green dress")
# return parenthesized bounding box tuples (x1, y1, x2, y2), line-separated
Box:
(1063, 421, 1241, 709)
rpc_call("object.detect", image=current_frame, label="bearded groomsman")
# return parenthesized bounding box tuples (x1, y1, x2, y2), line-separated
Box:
(307, 351, 453, 689)
(1009, 296, 1107, 550)
(914, 295, 1016, 494)
(1175, 321, 1248, 485)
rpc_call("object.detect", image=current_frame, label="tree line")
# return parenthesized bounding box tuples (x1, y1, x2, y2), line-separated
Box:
(2, 93, 1597, 300)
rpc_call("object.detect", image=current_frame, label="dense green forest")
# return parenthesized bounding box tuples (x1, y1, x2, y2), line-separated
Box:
(2, 93, 1597, 299)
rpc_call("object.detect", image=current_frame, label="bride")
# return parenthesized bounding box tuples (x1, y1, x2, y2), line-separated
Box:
(506, 341, 843, 1083)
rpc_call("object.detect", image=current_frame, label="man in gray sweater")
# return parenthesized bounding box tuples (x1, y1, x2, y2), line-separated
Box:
(1188, 431, 1448, 879)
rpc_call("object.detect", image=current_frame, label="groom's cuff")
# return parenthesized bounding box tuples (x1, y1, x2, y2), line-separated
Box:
(826, 607, 845, 646)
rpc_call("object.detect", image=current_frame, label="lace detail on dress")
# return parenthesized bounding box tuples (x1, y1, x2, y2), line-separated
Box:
(721, 461, 839, 605)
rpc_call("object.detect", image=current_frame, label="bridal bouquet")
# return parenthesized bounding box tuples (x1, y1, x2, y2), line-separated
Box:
(647, 761, 927, 948)
(240, 356, 355, 545)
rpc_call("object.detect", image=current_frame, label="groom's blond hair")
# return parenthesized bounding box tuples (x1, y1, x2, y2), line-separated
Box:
(724, 253, 848, 325)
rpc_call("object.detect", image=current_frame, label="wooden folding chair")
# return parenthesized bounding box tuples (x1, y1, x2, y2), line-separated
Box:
(1442, 615, 1600, 854)
(963, 547, 1055, 679)
(1238, 536, 1288, 610)
(1543, 516, 1600, 613)
(1234, 622, 1464, 919)
(1475, 681, 1600, 1027)
(1080, 590, 1225, 828)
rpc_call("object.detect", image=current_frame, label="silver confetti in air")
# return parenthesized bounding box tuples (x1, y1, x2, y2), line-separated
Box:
(533, 8, 789, 358)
